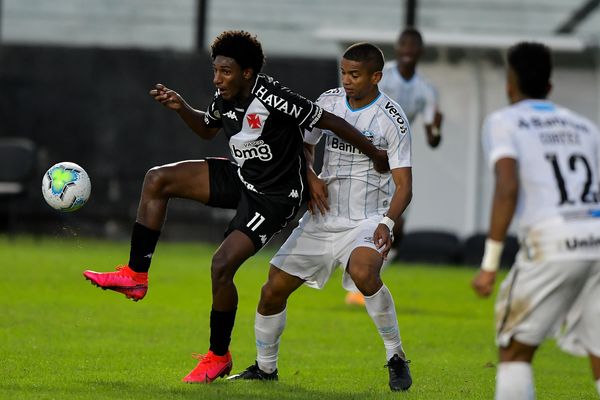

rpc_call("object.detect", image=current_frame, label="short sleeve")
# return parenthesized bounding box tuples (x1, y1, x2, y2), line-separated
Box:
(482, 112, 518, 169)
(384, 110, 412, 170)
(203, 91, 223, 128)
(276, 85, 323, 130)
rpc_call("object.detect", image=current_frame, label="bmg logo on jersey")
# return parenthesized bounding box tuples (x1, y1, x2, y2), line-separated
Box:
(231, 141, 273, 161)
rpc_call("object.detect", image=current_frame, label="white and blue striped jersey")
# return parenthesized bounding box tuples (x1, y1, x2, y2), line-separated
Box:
(483, 99, 600, 237)
(305, 88, 411, 220)
(379, 61, 437, 125)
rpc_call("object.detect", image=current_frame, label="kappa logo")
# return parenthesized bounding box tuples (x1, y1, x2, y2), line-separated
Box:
(224, 110, 238, 121)
(288, 189, 299, 198)
(247, 113, 262, 129)
(260, 235, 268, 245)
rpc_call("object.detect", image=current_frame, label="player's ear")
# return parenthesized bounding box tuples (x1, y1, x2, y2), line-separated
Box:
(242, 68, 254, 80)
(545, 82, 553, 97)
(372, 71, 383, 85)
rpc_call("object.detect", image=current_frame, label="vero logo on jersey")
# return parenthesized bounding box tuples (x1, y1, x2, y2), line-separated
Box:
(247, 113, 262, 129)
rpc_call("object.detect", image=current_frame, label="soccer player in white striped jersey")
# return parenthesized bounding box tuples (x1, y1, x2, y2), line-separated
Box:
(229, 43, 413, 391)
(472, 42, 600, 399)
(345, 27, 443, 306)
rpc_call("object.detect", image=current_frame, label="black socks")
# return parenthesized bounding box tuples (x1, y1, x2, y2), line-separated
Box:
(209, 308, 237, 356)
(128, 222, 161, 273)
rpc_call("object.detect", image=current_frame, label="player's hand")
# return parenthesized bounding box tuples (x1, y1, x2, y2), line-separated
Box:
(149, 83, 184, 111)
(471, 270, 496, 298)
(372, 149, 390, 174)
(307, 173, 329, 215)
(373, 224, 393, 259)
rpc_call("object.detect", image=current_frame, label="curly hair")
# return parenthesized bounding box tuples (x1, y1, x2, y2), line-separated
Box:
(508, 42, 552, 99)
(211, 30, 265, 75)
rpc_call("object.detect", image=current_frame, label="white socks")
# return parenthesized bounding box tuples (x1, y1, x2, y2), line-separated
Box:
(255, 309, 286, 374)
(596, 379, 600, 396)
(364, 285, 404, 360)
(496, 362, 535, 400)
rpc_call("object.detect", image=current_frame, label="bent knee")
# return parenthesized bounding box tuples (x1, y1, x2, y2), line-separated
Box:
(143, 167, 169, 194)
(211, 254, 235, 285)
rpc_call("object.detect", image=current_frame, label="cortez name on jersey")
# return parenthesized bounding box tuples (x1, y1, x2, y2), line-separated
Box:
(204, 74, 323, 203)
(305, 88, 412, 220)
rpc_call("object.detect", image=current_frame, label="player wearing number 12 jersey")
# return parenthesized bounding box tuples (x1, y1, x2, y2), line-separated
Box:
(82, 30, 388, 385)
(471, 42, 600, 399)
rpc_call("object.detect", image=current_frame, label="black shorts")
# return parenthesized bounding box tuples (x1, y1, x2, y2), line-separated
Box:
(206, 157, 302, 252)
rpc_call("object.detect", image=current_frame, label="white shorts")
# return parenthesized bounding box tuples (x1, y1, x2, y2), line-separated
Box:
(495, 253, 600, 357)
(270, 212, 381, 290)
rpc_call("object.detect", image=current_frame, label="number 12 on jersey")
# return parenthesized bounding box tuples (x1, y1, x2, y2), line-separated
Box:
(545, 152, 599, 205)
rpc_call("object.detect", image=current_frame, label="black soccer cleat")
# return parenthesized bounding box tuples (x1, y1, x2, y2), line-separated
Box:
(385, 354, 412, 391)
(227, 362, 279, 381)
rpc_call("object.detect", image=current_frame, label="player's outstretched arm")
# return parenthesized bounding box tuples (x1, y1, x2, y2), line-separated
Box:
(374, 167, 412, 258)
(149, 83, 219, 140)
(316, 111, 389, 173)
(472, 157, 518, 297)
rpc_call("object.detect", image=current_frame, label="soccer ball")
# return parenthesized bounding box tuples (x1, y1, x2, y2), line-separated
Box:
(41, 162, 91, 212)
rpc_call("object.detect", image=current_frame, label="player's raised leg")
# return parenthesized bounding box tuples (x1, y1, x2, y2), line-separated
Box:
(347, 247, 411, 391)
(83, 160, 211, 300)
(228, 265, 304, 381)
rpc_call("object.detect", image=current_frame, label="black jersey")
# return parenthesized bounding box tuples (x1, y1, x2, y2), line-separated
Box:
(204, 74, 322, 205)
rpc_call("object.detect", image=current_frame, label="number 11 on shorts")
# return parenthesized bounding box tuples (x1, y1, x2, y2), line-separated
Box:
(247, 212, 265, 231)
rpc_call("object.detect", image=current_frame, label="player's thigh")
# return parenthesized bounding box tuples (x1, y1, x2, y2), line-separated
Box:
(270, 213, 336, 289)
(496, 258, 589, 347)
(148, 160, 211, 203)
(337, 217, 383, 288)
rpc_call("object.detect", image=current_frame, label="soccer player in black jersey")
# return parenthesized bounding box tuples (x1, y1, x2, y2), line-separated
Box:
(82, 30, 388, 384)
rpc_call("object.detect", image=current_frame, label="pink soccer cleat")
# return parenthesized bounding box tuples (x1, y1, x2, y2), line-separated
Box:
(182, 350, 233, 383)
(83, 265, 148, 301)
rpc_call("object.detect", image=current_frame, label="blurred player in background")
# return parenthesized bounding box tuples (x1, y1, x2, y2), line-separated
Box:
(472, 42, 600, 399)
(344, 26, 443, 306)
(228, 43, 413, 391)
(82, 30, 388, 384)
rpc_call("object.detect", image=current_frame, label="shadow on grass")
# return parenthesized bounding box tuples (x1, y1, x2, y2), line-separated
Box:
(0, 379, 402, 400)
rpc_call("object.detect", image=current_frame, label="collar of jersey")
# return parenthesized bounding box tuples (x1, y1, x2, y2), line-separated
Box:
(345, 92, 381, 112)
(519, 99, 555, 111)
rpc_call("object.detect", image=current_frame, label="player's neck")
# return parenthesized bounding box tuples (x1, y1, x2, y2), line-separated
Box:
(397, 64, 416, 81)
(347, 90, 380, 110)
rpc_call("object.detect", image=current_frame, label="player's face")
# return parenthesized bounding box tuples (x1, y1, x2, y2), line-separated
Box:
(340, 58, 380, 102)
(213, 55, 251, 101)
(395, 34, 422, 68)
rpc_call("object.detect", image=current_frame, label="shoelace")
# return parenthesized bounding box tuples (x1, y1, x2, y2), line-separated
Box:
(114, 265, 129, 275)
(191, 353, 208, 361)
(384, 358, 411, 369)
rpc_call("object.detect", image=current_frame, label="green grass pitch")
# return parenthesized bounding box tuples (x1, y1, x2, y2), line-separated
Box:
(0, 236, 596, 399)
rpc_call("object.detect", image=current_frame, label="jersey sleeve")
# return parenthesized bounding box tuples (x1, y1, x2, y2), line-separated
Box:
(482, 111, 518, 168)
(276, 85, 323, 130)
(203, 91, 223, 128)
(303, 91, 331, 145)
(384, 110, 412, 170)
(422, 83, 438, 125)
